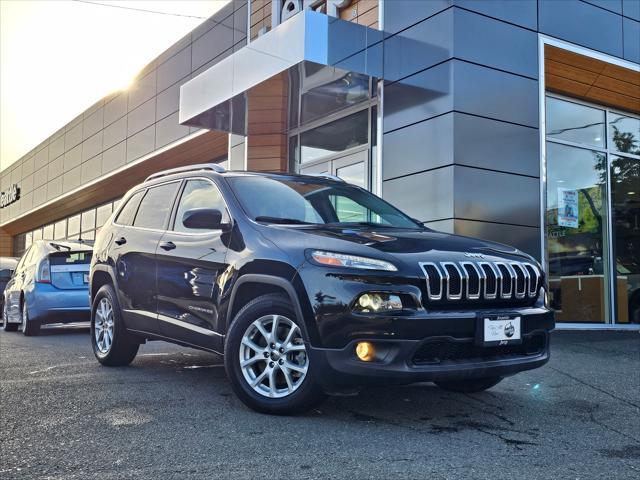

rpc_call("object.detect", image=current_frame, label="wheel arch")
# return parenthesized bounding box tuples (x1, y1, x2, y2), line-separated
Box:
(90, 265, 117, 303)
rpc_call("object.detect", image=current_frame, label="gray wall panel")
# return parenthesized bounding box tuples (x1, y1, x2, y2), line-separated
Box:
(64, 123, 83, 151)
(33, 186, 46, 208)
(582, 0, 622, 14)
(83, 107, 104, 140)
(383, 60, 454, 133)
(21, 175, 33, 195)
(21, 156, 34, 178)
(104, 94, 127, 127)
(49, 137, 65, 162)
(192, 23, 234, 71)
(128, 70, 156, 111)
(453, 166, 540, 227)
(63, 145, 82, 172)
(382, 113, 454, 180)
(155, 112, 190, 149)
(454, 0, 537, 29)
(34, 147, 49, 171)
(81, 155, 102, 183)
(47, 156, 63, 181)
(623, 17, 640, 62)
(127, 98, 156, 137)
(383, 9, 453, 83)
(453, 61, 539, 128)
(126, 125, 155, 163)
(157, 46, 191, 93)
(623, 0, 640, 20)
(453, 8, 538, 79)
(103, 117, 127, 150)
(539, 0, 623, 57)
(453, 113, 540, 177)
(383, 0, 451, 35)
(102, 141, 126, 174)
(63, 165, 81, 193)
(156, 81, 181, 121)
(47, 176, 62, 200)
(454, 219, 541, 260)
(82, 132, 103, 163)
(383, 166, 454, 222)
(33, 167, 47, 189)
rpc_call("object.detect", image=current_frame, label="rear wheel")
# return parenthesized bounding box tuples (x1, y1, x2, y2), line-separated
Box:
(2, 303, 18, 332)
(435, 376, 503, 393)
(91, 284, 139, 366)
(20, 302, 40, 336)
(224, 293, 326, 414)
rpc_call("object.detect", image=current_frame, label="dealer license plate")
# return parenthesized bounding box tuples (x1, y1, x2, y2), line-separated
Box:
(483, 316, 521, 346)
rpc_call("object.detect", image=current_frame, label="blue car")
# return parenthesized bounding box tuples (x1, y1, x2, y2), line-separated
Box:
(2, 241, 93, 335)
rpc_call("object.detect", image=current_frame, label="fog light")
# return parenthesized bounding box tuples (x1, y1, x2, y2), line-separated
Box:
(356, 342, 376, 362)
(356, 293, 403, 312)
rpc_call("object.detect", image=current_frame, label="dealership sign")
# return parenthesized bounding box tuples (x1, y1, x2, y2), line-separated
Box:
(0, 184, 20, 209)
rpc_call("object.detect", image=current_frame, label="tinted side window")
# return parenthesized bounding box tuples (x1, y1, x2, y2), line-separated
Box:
(174, 179, 229, 233)
(0, 269, 12, 281)
(133, 182, 180, 230)
(115, 191, 144, 226)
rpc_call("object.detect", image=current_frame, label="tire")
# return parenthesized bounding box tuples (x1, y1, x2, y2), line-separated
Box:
(435, 376, 503, 393)
(21, 301, 40, 336)
(2, 303, 18, 332)
(224, 293, 326, 415)
(91, 284, 139, 366)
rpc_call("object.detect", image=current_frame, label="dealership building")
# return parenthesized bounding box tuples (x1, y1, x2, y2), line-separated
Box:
(0, 0, 638, 328)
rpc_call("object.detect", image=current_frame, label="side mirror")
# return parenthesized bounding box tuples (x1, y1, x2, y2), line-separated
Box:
(182, 208, 225, 230)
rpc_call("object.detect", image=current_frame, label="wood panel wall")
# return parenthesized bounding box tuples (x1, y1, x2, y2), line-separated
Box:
(545, 45, 640, 114)
(0, 228, 12, 257)
(250, 0, 273, 40)
(246, 72, 289, 172)
(1, 131, 228, 236)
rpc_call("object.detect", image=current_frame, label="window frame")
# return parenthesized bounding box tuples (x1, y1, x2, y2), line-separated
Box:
(168, 176, 232, 235)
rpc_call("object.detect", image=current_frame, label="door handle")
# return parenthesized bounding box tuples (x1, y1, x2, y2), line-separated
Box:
(114, 237, 127, 246)
(159, 241, 176, 251)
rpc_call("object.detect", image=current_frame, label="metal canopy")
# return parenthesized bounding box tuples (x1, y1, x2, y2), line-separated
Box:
(179, 10, 383, 134)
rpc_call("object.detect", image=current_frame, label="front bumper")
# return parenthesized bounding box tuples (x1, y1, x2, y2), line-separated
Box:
(306, 311, 553, 392)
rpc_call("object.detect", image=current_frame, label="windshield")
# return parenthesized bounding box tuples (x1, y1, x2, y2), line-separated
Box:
(228, 176, 421, 229)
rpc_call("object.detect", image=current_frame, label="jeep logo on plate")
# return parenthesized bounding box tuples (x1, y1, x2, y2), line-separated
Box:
(504, 322, 515, 338)
(463, 252, 484, 259)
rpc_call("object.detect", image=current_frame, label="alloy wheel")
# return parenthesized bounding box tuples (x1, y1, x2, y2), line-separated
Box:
(239, 314, 308, 398)
(94, 298, 115, 354)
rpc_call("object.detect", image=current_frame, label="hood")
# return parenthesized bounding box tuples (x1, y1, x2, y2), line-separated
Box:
(256, 224, 536, 270)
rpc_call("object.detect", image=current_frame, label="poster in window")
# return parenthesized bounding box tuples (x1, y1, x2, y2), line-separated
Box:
(558, 188, 579, 228)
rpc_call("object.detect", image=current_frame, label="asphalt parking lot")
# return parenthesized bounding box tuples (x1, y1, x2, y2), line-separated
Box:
(0, 327, 638, 480)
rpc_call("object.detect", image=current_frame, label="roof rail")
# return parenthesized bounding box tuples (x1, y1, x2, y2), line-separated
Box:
(306, 173, 345, 183)
(145, 163, 225, 182)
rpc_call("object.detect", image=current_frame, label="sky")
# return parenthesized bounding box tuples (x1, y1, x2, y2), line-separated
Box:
(0, 0, 230, 171)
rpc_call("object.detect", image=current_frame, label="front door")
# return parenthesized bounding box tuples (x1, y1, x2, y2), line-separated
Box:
(299, 148, 369, 188)
(155, 178, 230, 352)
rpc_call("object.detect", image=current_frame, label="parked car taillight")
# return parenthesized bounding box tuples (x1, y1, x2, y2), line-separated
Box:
(36, 257, 51, 284)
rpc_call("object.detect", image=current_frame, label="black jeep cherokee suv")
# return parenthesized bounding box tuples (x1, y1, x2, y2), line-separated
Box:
(90, 163, 554, 414)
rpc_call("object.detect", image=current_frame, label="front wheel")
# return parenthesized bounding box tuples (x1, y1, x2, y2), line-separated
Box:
(224, 293, 326, 414)
(435, 376, 503, 393)
(91, 284, 139, 366)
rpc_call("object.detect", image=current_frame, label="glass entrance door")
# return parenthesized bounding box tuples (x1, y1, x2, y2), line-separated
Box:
(545, 95, 640, 325)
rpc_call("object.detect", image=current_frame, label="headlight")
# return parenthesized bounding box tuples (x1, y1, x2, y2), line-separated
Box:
(310, 250, 397, 272)
(355, 293, 403, 312)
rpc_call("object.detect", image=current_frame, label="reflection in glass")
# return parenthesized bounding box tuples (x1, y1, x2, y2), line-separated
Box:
(611, 155, 640, 323)
(54, 220, 66, 240)
(545, 142, 610, 323)
(336, 162, 365, 188)
(43, 225, 54, 240)
(546, 97, 605, 147)
(609, 113, 640, 156)
(33, 229, 43, 241)
(81, 209, 96, 233)
(96, 203, 112, 228)
(300, 69, 370, 126)
(301, 110, 368, 163)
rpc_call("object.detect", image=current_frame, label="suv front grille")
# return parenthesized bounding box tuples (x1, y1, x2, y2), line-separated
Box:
(419, 260, 541, 305)
(412, 334, 546, 365)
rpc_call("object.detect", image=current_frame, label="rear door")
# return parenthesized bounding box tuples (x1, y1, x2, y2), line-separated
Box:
(111, 182, 181, 334)
(155, 178, 231, 352)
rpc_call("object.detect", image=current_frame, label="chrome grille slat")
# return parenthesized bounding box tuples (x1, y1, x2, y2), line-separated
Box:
(421, 260, 541, 303)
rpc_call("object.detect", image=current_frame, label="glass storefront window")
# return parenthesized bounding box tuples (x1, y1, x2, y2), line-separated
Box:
(609, 113, 640, 156)
(336, 162, 366, 188)
(33, 229, 43, 241)
(546, 142, 610, 323)
(81, 209, 96, 233)
(546, 95, 640, 325)
(546, 96, 605, 148)
(67, 214, 81, 238)
(300, 110, 368, 163)
(43, 224, 54, 240)
(96, 204, 112, 229)
(611, 155, 640, 323)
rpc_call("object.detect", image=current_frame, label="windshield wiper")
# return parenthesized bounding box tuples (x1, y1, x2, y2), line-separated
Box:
(49, 242, 72, 251)
(327, 221, 393, 228)
(254, 216, 316, 225)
